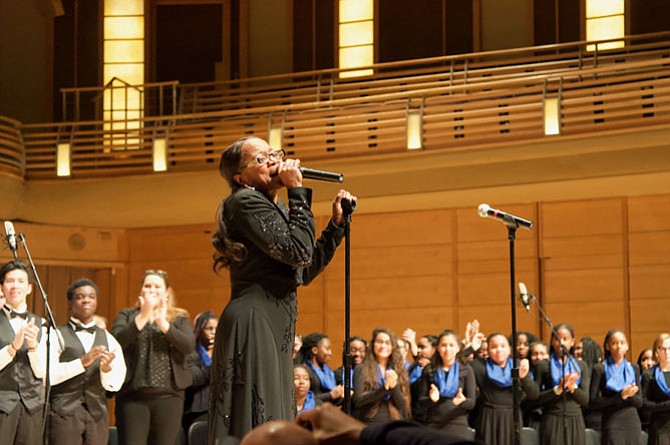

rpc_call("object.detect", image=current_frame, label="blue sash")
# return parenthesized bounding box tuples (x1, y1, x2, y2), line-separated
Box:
(299, 390, 316, 413)
(408, 364, 423, 384)
(486, 358, 512, 388)
(604, 356, 635, 392)
(654, 365, 670, 397)
(435, 362, 460, 398)
(307, 359, 336, 391)
(550, 352, 582, 387)
(196, 344, 212, 367)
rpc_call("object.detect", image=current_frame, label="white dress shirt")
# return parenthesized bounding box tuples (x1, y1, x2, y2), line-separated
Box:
(49, 317, 126, 391)
(0, 304, 47, 379)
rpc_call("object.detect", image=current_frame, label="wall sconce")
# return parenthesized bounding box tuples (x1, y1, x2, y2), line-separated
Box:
(152, 137, 168, 172)
(406, 105, 423, 150)
(268, 120, 283, 149)
(56, 143, 71, 177)
(544, 97, 561, 135)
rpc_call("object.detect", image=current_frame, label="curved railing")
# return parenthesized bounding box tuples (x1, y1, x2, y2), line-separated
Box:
(17, 32, 670, 179)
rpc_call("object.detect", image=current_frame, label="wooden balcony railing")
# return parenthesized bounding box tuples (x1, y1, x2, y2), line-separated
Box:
(6, 32, 670, 180)
(0, 115, 24, 178)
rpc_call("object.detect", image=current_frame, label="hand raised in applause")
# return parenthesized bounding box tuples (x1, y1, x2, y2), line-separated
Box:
(452, 387, 466, 406)
(384, 369, 398, 390)
(24, 318, 40, 351)
(621, 383, 639, 399)
(519, 358, 530, 379)
(81, 345, 107, 367)
(100, 349, 116, 373)
(429, 383, 440, 403)
(153, 296, 170, 333)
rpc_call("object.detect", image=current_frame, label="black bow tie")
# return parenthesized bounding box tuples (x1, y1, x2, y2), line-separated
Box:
(5, 306, 28, 319)
(72, 322, 96, 334)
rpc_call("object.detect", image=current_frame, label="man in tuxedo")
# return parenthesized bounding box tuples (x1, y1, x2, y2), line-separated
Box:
(0, 260, 47, 445)
(48, 277, 126, 445)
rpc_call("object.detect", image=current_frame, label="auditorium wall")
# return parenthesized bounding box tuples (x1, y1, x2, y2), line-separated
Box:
(3, 193, 668, 368)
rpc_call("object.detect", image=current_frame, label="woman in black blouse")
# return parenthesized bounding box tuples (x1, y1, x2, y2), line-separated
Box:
(298, 332, 345, 404)
(112, 270, 196, 445)
(416, 330, 476, 440)
(353, 328, 411, 424)
(642, 333, 670, 445)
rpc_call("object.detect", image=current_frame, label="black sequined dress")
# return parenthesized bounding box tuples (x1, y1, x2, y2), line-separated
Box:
(208, 187, 344, 442)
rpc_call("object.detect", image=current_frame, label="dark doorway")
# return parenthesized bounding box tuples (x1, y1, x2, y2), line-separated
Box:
(154, 4, 223, 83)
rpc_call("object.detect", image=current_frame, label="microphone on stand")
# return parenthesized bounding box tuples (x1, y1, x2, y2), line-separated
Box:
(4, 221, 18, 259)
(477, 204, 533, 230)
(300, 167, 344, 183)
(518, 282, 531, 313)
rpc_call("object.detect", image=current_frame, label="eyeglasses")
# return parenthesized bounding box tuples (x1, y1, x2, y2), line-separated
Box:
(239, 149, 286, 170)
(144, 269, 168, 278)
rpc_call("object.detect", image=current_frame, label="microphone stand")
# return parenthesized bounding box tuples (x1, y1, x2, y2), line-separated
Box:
(341, 198, 356, 415)
(505, 224, 522, 445)
(16, 232, 63, 445)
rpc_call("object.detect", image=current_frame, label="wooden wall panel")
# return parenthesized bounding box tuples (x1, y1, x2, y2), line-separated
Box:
(628, 195, 670, 358)
(5, 193, 668, 370)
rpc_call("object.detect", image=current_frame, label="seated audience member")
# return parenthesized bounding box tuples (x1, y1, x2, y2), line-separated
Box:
(471, 332, 538, 445)
(296, 403, 480, 445)
(353, 328, 411, 424)
(416, 330, 476, 439)
(0, 260, 47, 445)
(49, 278, 126, 445)
(112, 269, 195, 445)
(295, 364, 322, 414)
(589, 329, 641, 445)
(299, 332, 345, 404)
(641, 333, 670, 445)
(335, 336, 367, 387)
(183, 311, 218, 433)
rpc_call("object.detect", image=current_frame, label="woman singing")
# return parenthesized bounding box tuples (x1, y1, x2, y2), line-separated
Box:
(209, 136, 354, 440)
(112, 270, 195, 445)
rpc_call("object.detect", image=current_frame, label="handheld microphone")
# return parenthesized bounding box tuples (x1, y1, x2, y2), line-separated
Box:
(477, 204, 533, 230)
(518, 282, 531, 313)
(4, 221, 18, 259)
(300, 167, 344, 183)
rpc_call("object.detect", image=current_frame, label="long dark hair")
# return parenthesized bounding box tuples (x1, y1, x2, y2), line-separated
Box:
(357, 328, 410, 420)
(211, 136, 253, 271)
